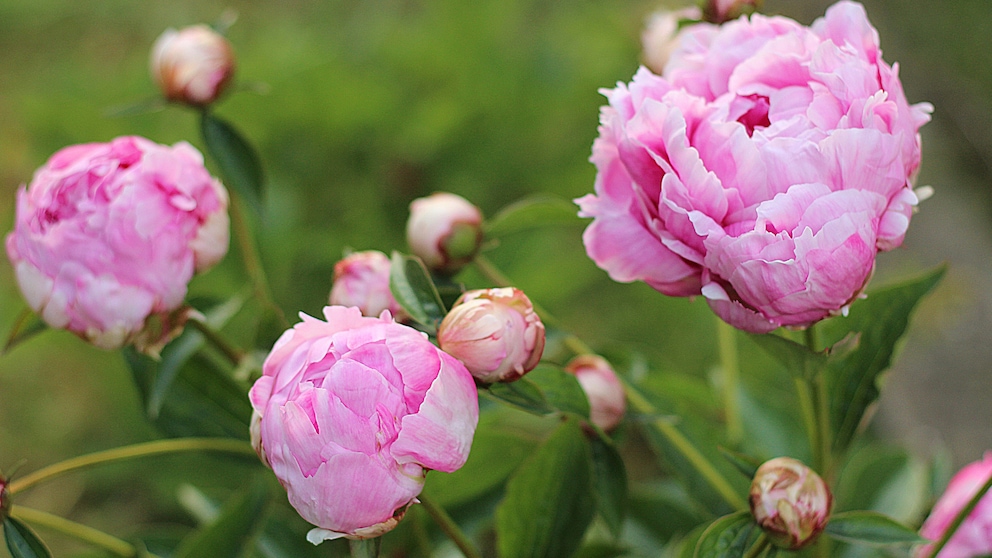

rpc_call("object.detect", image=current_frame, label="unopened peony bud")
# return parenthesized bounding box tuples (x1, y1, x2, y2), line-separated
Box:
(918, 452, 992, 557)
(437, 287, 545, 383)
(0, 474, 9, 520)
(641, 7, 701, 74)
(329, 250, 406, 319)
(406, 192, 483, 275)
(705, 0, 760, 24)
(565, 355, 626, 432)
(150, 24, 236, 106)
(750, 457, 832, 550)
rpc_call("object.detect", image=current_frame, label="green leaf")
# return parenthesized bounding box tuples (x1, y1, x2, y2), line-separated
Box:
(2, 309, 47, 356)
(496, 419, 596, 558)
(484, 378, 554, 416)
(173, 479, 272, 558)
(526, 365, 590, 419)
(718, 447, 761, 480)
(692, 511, 761, 558)
(821, 266, 945, 453)
(628, 481, 710, 545)
(484, 195, 582, 238)
(746, 333, 827, 382)
(3, 517, 52, 558)
(824, 511, 926, 546)
(389, 252, 447, 333)
(590, 437, 628, 539)
(200, 112, 264, 214)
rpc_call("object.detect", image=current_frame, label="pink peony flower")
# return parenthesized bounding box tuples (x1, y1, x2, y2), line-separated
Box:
(576, 1, 932, 333)
(750, 457, 832, 549)
(406, 192, 483, 275)
(150, 24, 236, 106)
(5, 136, 229, 349)
(328, 250, 406, 320)
(918, 452, 992, 558)
(249, 306, 479, 543)
(437, 287, 546, 383)
(564, 355, 626, 432)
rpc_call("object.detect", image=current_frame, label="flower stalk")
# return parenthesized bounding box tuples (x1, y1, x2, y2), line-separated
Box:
(11, 506, 159, 558)
(418, 493, 483, 558)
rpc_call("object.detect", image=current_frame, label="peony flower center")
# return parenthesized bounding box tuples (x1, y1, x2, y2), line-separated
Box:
(736, 94, 771, 136)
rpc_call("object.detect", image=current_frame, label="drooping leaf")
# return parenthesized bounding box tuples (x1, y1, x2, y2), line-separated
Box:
(389, 252, 447, 333)
(483, 378, 554, 416)
(485, 195, 583, 238)
(173, 478, 271, 558)
(692, 511, 761, 558)
(3, 517, 51, 558)
(496, 419, 596, 558)
(526, 365, 590, 419)
(821, 266, 945, 453)
(824, 511, 927, 546)
(590, 437, 628, 539)
(200, 112, 264, 214)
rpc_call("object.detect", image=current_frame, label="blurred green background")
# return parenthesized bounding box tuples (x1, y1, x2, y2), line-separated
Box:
(1, 0, 990, 555)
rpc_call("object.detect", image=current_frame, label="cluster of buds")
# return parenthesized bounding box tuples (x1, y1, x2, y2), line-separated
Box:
(564, 355, 626, 432)
(150, 24, 236, 106)
(749, 457, 832, 550)
(406, 192, 484, 275)
(438, 287, 545, 384)
(328, 250, 406, 320)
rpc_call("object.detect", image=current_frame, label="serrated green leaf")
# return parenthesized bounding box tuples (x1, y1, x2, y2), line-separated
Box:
(389, 252, 447, 333)
(824, 511, 926, 546)
(496, 419, 596, 558)
(527, 365, 590, 419)
(484, 195, 582, 237)
(484, 378, 554, 416)
(693, 511, 760, 558)
(3, 517, 51, 558)
(201, 112, 264, 214)
(590, 437, 627, 539)
(822, 266, 945, 453)
(746, 333, 827, 382)
(174, 479, 271, 558)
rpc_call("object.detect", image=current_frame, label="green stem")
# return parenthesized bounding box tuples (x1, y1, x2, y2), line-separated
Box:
(743, 533, 769, 558)
(815, 372, 833, 480)
(11, 506, 158, 557)
(472, 255, 565, 330)
(799, 324, 832, 478)
(926, 469, 992, 558)
(9, 438, 256, 495)
(187, 314, 244, 367)
(624, 381, 747, 511)
(418, 493, 483, 558)
(349, 537, 381, 558)
(716, 319, 743, 445)
(794, 378, 821, 473)
(228, 195, 289, 329)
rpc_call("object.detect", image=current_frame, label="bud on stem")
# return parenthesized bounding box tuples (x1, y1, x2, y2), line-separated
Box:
(749, 457, 832, 550)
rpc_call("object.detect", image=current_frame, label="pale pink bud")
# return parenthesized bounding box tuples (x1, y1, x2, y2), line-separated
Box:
(5, 136, 230, 350)
(564, 355, 626, 432)
(328, 250, 406, 319)
(918, 452, 992, 558)
(437, 287, 545, 383)
(249, 307, 479, 543)
(750, 457, 832, 550)
(150, 24, 236, 106)
(706, 0, 760, 23)
(641, 7, 701, 74)
(406, 192, 483, 274)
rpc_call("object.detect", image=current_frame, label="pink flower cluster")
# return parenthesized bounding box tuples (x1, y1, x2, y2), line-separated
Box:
(577, 1, 931, 332)
(6, 136, 229, 349)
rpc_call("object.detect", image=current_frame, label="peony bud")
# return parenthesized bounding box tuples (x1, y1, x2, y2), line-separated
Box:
(5, 136, 229, 350)
(749, 457, 832, 550)
(641, 7, 701, 74)
(564, 355, 626, 432)
(437, 287, 545, 383)
(918, 452, 992, 557)
(406, 192, 483, 275)
(250, 307, 479, 543)
(329, 250, 406, 319)
(705, 0, 760, 24)
(150, 24, 236, 106)
(0, 474, 9, 520)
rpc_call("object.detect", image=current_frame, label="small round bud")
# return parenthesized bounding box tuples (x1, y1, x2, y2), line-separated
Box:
(749, 457, 832, 550)
(329, 250, 406, 319)
(564, 355, 626, 432)
(437, 287, 545, 383)
(705, 0, 760, 24)
(641, 7, 701, 74)
(150, 24, 236, 106)
(406, 192, 483, 275)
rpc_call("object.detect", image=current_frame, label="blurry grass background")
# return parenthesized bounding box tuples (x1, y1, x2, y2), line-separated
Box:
(0, 0, 990, 555)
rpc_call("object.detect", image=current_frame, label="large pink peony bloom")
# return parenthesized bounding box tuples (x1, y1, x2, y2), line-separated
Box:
(576, 1, 931, 332)
(5, 136, 229, 349)
(249, 306, 479, 543)
(918, 453, 992, 558)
